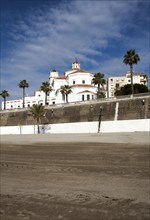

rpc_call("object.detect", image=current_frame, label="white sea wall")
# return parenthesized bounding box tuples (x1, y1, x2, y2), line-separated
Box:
(0, 119, 149, 135)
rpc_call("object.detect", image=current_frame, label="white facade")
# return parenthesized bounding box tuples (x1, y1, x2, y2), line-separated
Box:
(108, 72, 148, 98)
(3, 90, 46, 110)
(49, 61, 98, 104)
(3, 61, 103, 110)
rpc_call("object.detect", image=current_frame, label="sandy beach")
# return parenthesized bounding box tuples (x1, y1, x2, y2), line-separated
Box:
(0, 132, 150, 220)
(1, 131, 150, 145)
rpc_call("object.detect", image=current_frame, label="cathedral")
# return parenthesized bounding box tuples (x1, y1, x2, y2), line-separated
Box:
(3, 61, 101, 110)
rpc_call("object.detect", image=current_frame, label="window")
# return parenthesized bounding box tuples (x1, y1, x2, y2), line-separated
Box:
(82, 80, 85, 84)
(73, 81, 75, 84)
(82, 95, 84, 101)
(28, 104, 30, 107)
(116, 83, 119, 89)
(110, 79, 113, 82)
(92, 95, 94, 100)
(87, 94, 90, 100)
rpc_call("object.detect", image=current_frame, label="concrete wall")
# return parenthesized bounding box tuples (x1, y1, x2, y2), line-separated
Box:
(0, 119, 149, 135)
(1, 96, 150, 127)
(0, 95, 150, 134)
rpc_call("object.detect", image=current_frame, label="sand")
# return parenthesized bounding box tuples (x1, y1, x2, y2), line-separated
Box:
(0, 132, 150, 220)
(1, 131, 150, 144)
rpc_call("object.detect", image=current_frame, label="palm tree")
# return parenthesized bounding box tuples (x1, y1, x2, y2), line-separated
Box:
(123, 49, 140, 95)
(0, 90, 10, 110)
(29, 104, 46, 134)
(19, 80, 29, 108)
(92, 72, 106, 99)
(60, 85, 72, 103)
(40, 81, 52, 105)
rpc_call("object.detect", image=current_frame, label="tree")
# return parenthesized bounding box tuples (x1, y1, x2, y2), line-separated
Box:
(123, 49, 140, 95)
(115, 84, 149, 96)
(60, 85, 72, 103)
(92, 72, 106, 99)
(40, 81, 52, 105)
(29, 104, 46, 134)
(0, 90, 10, 110)
(19, 80, 29, 108)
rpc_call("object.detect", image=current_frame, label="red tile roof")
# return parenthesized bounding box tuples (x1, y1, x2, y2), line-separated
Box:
(56, 76, 67, 79)
(65, 68, 90, 74)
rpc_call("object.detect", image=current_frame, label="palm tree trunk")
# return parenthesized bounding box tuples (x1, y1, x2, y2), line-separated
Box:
(23, 88, 25, 108)
(4, 98, 6, 110)
(97, 83, 100, 99)
(37, 125, 40, 134)
(130, 64, 134, 95)
(37, 118, 40, 134)
(62, 94, 65, 103)
(45, 93, 47, 105)
(66, 94, 68, 103)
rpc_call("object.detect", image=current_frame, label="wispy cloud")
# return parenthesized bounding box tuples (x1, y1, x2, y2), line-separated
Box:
(1, 0, 149, 100)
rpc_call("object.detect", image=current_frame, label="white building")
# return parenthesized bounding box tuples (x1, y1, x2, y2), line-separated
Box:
(108, 72, 148, 98)
(2, 61, 148, 110)
(2, 61, 106, 110)
(3, 90, 46, 110)
(49, 61, 100, 104)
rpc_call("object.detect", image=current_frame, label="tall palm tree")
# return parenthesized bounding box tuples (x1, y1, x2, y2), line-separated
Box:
(60, 85, 72, 103)
(0, 90, 10, 110)
(123, 49, 140, 95)
(29, 104, 46, 134)
(92, 72, 106, 99)
(40, 81, 52, 105)
(19, 80, 29, 108)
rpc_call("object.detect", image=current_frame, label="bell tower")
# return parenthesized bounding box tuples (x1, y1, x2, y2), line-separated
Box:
(49, 69, 59, 86)
(72, 60, 80, 69)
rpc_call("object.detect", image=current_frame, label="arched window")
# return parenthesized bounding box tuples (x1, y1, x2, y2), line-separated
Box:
(87, 94, 90, 100)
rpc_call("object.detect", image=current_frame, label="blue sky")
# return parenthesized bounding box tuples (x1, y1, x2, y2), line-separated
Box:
(0, 0, 150, 101)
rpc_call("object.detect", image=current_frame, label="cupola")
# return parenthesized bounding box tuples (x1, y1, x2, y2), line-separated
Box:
(49, 69, 59, 78)
(72, 60, 80, 69)
(49, 69, 59, 86)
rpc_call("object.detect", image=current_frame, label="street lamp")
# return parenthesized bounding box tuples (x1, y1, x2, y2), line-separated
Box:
(98, 106, 103, 133)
